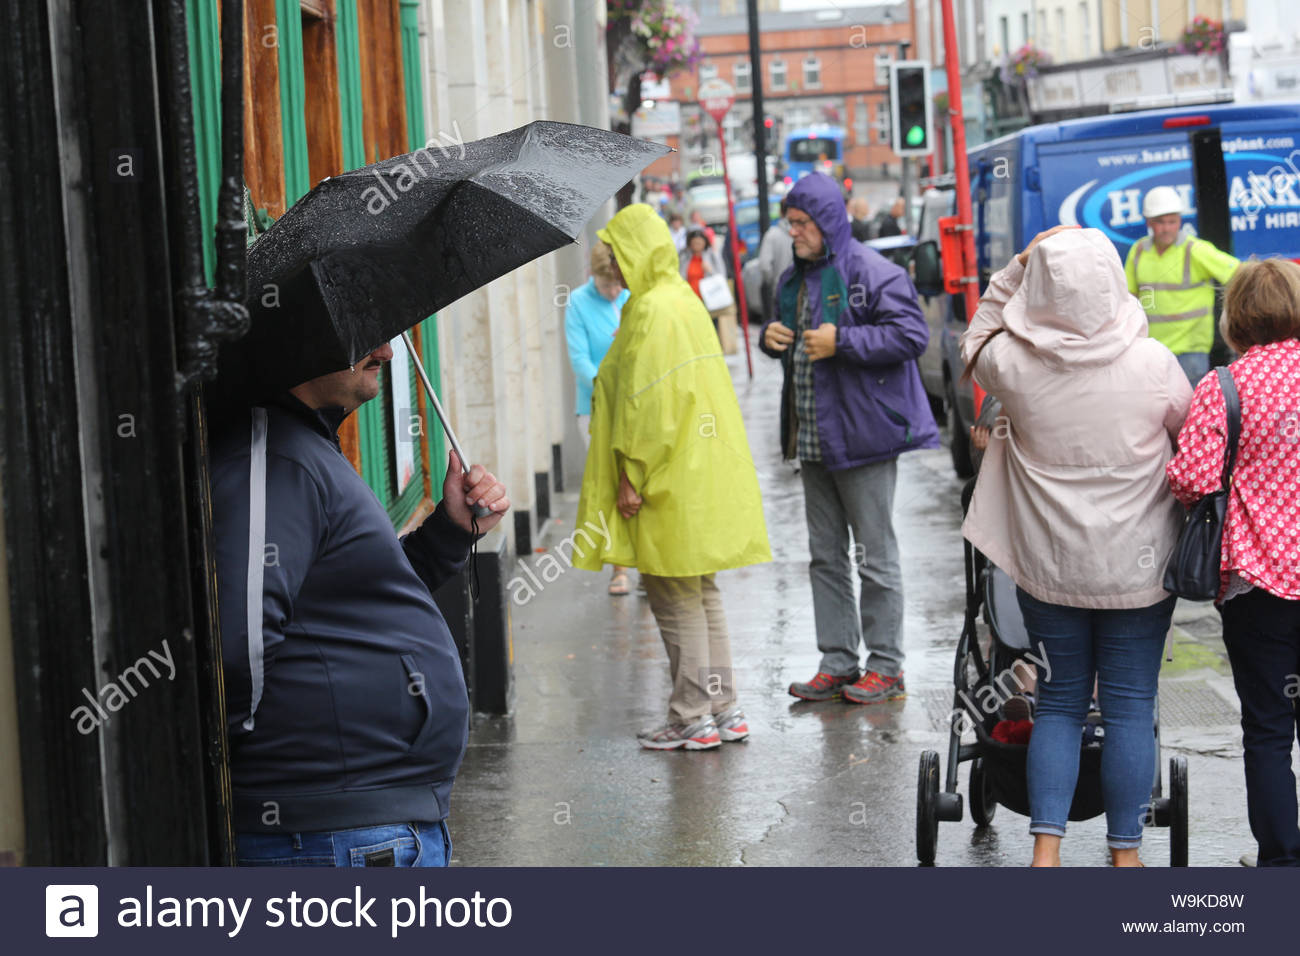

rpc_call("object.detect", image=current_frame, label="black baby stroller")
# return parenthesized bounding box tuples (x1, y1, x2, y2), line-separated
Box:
(915, 480, 1190, 865)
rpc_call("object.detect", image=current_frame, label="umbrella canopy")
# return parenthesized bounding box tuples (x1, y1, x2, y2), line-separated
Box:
(218, 121, 670, 401)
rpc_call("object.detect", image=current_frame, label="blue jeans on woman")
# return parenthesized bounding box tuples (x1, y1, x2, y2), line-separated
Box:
(235, 820, 452, 867)
(1017, 589, 1176, 849)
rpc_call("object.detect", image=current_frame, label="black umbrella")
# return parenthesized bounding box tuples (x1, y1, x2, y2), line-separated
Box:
(218, 121, 670, 401)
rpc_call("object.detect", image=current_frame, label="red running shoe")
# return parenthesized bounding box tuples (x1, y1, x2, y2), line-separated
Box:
(842, 671, 906, 704)
(788, 671, 860, 701)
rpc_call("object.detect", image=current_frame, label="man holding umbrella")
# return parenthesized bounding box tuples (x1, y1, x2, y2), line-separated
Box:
(211, 342, 509, 867)
(209, 120, 668, 857)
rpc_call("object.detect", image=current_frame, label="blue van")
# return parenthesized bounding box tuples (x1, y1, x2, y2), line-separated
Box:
(911, 100, 1300, 477)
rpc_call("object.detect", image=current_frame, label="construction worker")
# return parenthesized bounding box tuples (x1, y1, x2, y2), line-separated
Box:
(1124, 185, 1240, 385)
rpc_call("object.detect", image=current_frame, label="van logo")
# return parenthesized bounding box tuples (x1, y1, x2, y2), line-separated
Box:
(1050, 136, 1300, 259)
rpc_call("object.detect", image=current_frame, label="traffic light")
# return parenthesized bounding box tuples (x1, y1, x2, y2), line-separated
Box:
(889, 61, 933, 157)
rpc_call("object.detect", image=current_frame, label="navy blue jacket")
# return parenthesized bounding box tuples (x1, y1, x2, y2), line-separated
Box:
(210, 395, 472, 833)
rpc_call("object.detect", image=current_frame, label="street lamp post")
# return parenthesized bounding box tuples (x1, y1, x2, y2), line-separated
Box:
(746, 0, 770, 239)
(699, 77, 754, 378)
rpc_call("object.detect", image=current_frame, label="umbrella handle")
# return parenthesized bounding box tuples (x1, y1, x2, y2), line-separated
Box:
(400, 332, 492, 519)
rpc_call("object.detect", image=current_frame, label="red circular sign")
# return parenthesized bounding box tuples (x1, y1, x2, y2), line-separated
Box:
(697, 78, 736, 123)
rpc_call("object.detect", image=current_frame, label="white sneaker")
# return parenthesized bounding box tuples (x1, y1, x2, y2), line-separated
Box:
(714, 706, 750, 742)
(637, 715, 721, 750)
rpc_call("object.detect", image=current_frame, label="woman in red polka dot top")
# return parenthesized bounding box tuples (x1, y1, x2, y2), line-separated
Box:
(1167, 257, 1300, 867)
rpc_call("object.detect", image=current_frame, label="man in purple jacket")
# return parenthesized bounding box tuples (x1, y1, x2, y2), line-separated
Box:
(759, 174, 938, 704)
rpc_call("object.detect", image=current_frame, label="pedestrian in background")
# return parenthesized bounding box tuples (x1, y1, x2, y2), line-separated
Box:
(1124, 185, 1240, 386)
(681, 228, 738, 353)
(757, 199, 793, 324)
(871, 197, 904, 239)
(564, 242, 632, 595)
(679, 229, 725, 298)
(573, 204, 771, 750)
(847, 196, 872, 243)
(668, 212, 687, 253)
(759, 172, 938, 706)
(689, 209, 716, 246)
(1167, 257, 1300, 867)
(962, 225, 1192, 867)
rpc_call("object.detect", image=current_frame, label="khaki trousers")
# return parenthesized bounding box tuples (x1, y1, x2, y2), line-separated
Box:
(711, 305, 739, 354)
(641, 573, 737, 724)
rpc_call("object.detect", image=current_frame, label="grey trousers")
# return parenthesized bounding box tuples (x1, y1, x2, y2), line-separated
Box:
(642, 573, 736, 724)
(799, 458, 905, 678)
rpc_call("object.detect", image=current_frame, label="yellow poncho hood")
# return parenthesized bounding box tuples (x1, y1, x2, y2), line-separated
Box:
(572, 204, 770, 576)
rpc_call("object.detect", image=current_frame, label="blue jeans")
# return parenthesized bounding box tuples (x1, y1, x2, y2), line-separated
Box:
(1175, 351, 1211, 387)
(235, 821, 452, 867)
(1017, 589, 1175, 849)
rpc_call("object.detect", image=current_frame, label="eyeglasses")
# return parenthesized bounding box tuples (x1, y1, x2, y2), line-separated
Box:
(786, 215, 814, 233)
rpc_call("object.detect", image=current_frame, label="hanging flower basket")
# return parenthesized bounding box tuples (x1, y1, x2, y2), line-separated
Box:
(609, 0, 701, 81)
(1178, 15, 1226, 56)
(999, 44, 1052, 84)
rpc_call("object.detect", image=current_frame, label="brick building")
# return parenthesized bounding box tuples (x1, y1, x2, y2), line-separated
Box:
(639, 3, 916, 184)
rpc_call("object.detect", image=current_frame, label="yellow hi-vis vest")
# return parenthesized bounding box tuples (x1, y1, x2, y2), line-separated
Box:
(1124, 234, 1239, 355)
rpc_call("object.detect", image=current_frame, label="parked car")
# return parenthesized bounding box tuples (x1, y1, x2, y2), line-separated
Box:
(685, 181, 729, 230)
(864, 232, 916, 269)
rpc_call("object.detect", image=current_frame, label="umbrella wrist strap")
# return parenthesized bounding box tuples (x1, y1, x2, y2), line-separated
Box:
(468, 512, 481, 600)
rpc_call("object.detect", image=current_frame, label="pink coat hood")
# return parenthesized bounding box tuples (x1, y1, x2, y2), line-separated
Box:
(959, 230, 1194, 609)
(1000, 228, 1148, 369)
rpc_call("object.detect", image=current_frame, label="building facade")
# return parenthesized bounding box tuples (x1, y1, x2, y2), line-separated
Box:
(0, 0, 609, 865)
(642, 3, 916, 183)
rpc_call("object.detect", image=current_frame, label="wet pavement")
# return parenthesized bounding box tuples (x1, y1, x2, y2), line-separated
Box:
(450, 331, 1269, 867)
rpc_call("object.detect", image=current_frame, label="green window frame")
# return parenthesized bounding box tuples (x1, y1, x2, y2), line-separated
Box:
(276, 0, 311, 204)
(192, 0, 442, 527)
(186, 0, 221, 283)
(401, 0, 446, 509)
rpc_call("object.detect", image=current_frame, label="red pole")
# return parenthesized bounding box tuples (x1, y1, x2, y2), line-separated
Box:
(716, 117, 754, 378)
(940, 0, 984, 415)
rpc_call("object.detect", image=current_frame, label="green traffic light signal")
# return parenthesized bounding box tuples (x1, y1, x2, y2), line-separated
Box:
(906, 125, 925, 147)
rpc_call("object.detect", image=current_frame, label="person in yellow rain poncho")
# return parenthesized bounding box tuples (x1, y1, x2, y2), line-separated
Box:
(573, 203, 771, 751)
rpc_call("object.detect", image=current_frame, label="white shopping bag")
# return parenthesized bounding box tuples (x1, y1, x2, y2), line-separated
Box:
(698, 274, 734, 312)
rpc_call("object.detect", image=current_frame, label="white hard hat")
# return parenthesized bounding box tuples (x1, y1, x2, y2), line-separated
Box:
(1142, 186, 1185, 219)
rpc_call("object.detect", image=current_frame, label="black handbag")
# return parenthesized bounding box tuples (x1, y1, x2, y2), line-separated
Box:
(1163, 367, 1241, 601)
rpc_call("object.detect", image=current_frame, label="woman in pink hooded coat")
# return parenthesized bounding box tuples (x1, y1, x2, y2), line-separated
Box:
(961, 226, 1193, 867)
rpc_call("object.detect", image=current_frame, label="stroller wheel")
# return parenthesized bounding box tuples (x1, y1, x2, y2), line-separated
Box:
(969, 758, 997, 827)
(1169, 756, 1189, 867)
(916, 750, 940, 865)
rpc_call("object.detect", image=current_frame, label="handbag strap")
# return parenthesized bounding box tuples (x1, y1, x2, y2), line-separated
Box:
(1215, 366, 1242, 488)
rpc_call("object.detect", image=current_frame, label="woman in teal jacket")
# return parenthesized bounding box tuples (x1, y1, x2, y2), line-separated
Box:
(565, 242, 631, 593)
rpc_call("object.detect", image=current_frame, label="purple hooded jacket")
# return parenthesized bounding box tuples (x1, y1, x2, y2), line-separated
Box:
(758, 174, 939, 469)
